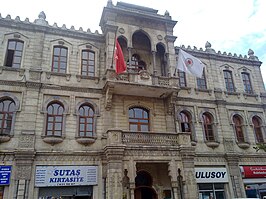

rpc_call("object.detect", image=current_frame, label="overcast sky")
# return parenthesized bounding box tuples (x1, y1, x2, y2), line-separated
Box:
(1, 0, 266, 87)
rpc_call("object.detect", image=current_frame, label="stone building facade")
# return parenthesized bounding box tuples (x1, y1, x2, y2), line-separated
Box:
(0, 1, 266, 199)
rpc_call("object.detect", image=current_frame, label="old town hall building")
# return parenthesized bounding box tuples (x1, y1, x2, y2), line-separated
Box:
(0, 1, 266, 199)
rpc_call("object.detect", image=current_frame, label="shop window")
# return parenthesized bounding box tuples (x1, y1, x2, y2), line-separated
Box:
(81, 50, 95, 76)
(223, 70, 235, 92)
(52, 46, 68, 73)
(198, 183, 226, 199)
(233, 115, 245, 143)
(252, 116, 264, 143)
(197, 70, 207, 90)
(46, 102, 64, 136)
(129, 107, 149, 132)
(241, 72, 253, 94)
(0, 98, 16, 136)
(5, 40, 24, 68)
(78, 104, 94, 137)
(178, 70, 187, 87)
(202, 112, 215, 142)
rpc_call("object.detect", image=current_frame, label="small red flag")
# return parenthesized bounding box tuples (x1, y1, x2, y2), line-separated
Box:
(115, 39, 126, 74)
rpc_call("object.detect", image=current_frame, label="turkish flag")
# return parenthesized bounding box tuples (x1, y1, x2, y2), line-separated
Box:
(115, 39, 126, 74)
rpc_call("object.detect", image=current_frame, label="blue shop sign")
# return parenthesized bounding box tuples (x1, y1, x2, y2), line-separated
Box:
(0, 165, 12, 185)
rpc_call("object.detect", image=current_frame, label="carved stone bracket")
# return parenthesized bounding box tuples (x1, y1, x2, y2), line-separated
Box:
(104, 83, 114, 111)
(166, 91, 178, 115)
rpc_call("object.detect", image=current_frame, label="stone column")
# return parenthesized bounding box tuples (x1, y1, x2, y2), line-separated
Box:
(178, 133, 197, 199)
(128, 47, 132, 69)
(225, 150, 243, 198)
(105, 130, 125, 199)
(14, 150, 35, 199)
(152, 51, 156, 75)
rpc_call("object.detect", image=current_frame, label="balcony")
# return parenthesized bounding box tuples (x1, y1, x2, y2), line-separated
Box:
(104, 69, 179, 97)
(106, 129, 191, 147)
(103, 69, 179, 110)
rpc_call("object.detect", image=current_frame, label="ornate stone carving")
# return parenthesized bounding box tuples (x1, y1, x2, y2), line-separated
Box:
(18, 133, 35, 148)
(17, 165, 32, 179)
(105, 83, 114, 110)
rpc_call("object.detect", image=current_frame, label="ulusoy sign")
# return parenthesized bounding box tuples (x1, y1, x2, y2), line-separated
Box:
(195, 167, 228, 183)
(0, 165, 12, 185)
(35, 165, 98, 187)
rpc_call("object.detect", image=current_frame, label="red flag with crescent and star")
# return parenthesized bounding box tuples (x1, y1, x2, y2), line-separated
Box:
(115, 39, 126, 74)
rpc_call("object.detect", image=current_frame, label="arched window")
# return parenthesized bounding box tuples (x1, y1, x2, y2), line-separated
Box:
(252, 116, 264, 143)
(0, 99, 16, 135)
(129, 107, 149, 131)
(233, 115, 245, 143)
(46, 102, 64, 136)
(5, 40, 24, 68)
(81, 50, 95, 76)
(202, 112, 214, 141)
(78, 104, 94, 137)
(180, 111, 191, 132)
(52, 46, 68, 73)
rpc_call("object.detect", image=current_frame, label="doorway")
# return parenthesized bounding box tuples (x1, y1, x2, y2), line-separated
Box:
(134, 170, 158, 199)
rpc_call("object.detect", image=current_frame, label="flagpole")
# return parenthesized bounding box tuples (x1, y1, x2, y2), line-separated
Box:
(111, 27, 118, 69)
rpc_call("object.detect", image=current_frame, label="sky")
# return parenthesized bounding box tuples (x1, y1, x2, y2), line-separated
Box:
(1, 0, 266, 87)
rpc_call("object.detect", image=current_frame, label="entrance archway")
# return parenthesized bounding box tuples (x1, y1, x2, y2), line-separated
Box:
(134, 170, 158, 199)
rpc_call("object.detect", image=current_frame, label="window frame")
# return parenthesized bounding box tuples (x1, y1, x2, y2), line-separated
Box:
(202, 112, 215, 142)
(197, 70, 207, 90)
(81, 50, 95, 77)
(252, 116, 264, 143)
(51, 46, 68, 73)
(75, 99, 99, 139)
(46, 102, 64, 137)
(223, 70, 235, 92)
(177, 70, 187, 87)
(4, 39, 24, 68)
(0, 93, 20, 138)
(241, 72, 253, 94)
(129, 107, 150, 132)
(42, 97, 69, 139)
(232, 114, 248, 143)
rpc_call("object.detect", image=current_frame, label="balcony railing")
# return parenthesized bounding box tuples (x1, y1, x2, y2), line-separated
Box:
(106, 129, 191, 147)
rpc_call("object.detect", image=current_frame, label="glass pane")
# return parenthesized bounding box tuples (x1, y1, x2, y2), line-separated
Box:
(14, 51, 22, 56)
(61, 48, 67, 56)
(130, 124, 137, 131)
(79, 131, 85, 137)
(55, 116, 62, 122)
(54, 47, 60, 56)
(12, 63, 20, 68)
(80, 124, 85, 131)
(135, 109, 142, 118)
(14, 57, 21, 64)
(16, 42, 23, 50)
(8, 41, 16, 50)
(82, 51, 88, 59)
(141, 125, 148, 131)
(60, 57, 67, 62)
(89, 60, 94, 65)
(54, 131, 61, 136)
(199, 183, 213, 190)
(87, 124, 92, 131)
(214, 183, 224, 189)
(55, 123, 61, 130)
(47, 123, 53, 130)
(80, 118, 85, 123)
(89, 52, 95, 59)
(215, 191, 225, 199)
(46, 130, 52, 136)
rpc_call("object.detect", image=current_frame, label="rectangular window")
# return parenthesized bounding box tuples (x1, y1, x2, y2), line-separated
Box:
(81, 50, 95, 76)
(241, 73, 253, 94)
(52, 46, 68, 73)
(223, 70, 235, 92)
(197, 71, 207, 89)
(5, 40, 24, 68)
(198, 183, 226, 199)
(178, 70, 187, 87)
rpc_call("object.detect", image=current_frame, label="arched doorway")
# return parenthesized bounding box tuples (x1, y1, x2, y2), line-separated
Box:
(134, 170, 157, 199)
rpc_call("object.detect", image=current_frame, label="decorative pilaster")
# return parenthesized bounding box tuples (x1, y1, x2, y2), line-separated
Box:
(105, 129, 125, 199)
(179, 146, 197, 199)
(225, 150, 243, 198)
